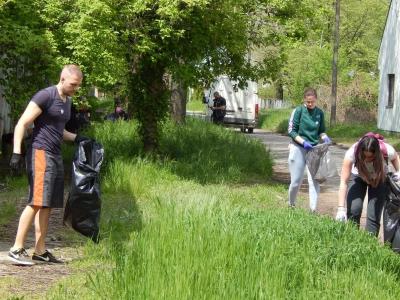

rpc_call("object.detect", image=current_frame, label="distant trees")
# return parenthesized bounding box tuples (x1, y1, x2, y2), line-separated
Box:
(282, 0, 388, 123)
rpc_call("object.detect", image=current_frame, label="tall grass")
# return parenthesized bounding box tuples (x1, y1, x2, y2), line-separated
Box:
(80, 119, 273, 184)
(49, 158, 400, 299)
(47, 119, 400, 299)
(258, 108, 292, 134)
(160, 118, 273, 183)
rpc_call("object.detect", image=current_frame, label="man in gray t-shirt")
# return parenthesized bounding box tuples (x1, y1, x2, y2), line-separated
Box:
(8, 64, 87, 265)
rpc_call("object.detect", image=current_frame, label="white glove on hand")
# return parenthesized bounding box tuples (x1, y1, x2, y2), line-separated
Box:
(335, 207, 347, 222)
(393, 172, 400, 182)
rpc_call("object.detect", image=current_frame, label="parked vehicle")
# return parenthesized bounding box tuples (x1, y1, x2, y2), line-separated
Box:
(203, 76, 259, 133)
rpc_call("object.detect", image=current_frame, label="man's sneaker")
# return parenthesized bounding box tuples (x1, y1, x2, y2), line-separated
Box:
(32, 250, 63, 264)
(8, 248, 34, 266)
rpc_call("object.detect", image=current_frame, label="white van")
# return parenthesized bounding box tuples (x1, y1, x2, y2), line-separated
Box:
(204, 76, 259, 133)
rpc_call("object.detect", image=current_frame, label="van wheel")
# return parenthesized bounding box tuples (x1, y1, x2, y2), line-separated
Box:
(247, 128, 254, 134)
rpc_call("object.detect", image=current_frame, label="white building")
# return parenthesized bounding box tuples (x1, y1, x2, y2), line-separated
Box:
(377, 0, 400, 131)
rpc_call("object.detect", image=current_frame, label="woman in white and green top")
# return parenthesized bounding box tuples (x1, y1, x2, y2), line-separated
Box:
(336, 133, 400, 236)
(287, 88, 330, 212)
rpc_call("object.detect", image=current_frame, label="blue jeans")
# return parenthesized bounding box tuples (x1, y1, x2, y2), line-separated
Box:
(288, 143, 320, 211)
(347, 174, 387, 236)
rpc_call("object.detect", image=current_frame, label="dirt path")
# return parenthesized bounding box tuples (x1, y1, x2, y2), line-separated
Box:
(0, 158, 84, 299)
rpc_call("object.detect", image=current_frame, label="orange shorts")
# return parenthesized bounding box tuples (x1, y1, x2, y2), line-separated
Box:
(27, 148, 64, 208)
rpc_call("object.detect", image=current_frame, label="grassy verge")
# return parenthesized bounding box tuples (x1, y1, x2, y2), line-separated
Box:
(258, 108, 292, 133)
(187, 99, 206, 112)
(48, 158, 400, 299)
(45, 119, 400, 299)
(327, 122, 400, 149)
(0, 176, 27, 230)
(259, 108, 400, 149)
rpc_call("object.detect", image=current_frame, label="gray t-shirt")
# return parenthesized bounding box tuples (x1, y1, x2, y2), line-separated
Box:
(344, 142, 396, 176)
(31, 86, 71, 154)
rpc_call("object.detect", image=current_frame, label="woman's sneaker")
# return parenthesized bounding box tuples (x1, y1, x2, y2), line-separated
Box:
(32, 250, 63, 264)
(8, 248, 34, 266)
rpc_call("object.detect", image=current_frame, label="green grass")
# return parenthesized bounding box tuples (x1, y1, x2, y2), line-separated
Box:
(0, 176, 27, 229)
(327, 122, 400, 149)
(48, 158, 400, 299)
(258, 108, 400, 149)
(46, 120, 400, 299)
(159, 119, 273, 183)
(186, 99, 207, 112)
(82, 118, 273, 184)
(258, 108, 292, 133)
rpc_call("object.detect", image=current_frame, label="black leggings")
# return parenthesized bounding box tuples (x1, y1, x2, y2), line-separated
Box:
(347, 174, 388, 236)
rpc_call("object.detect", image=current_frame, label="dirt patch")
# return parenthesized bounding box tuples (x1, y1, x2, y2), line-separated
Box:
(0, 182, 85, 299)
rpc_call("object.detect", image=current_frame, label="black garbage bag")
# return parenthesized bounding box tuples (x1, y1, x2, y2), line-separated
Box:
(383, 173, 400, 253)
(63, 139, 104, 242)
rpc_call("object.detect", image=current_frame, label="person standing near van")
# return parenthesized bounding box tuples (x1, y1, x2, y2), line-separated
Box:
(287, 88, 330, 212)
(211, 92, 226, 124)
(336, 134, 400, 236)
(8, 64, 87, 265)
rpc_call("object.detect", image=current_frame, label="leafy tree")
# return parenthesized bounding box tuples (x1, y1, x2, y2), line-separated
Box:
(0, 0, 58, 119)
(1, 0, 314, 150)
(283, 0, 389, 109)
(41, 0, 310, 151)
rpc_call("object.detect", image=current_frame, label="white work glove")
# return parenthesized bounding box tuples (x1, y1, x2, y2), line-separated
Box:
(335, 207, 347, 222)
(393, 172, 400, 182)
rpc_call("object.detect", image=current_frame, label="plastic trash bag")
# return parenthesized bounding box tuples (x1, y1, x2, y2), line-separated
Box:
(383, 173, 400, 253)
(63, 139, 104, 242)
(306, 144, 338, 183)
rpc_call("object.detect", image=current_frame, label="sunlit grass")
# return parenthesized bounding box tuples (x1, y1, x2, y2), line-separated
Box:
(45, 118, 400, 299)
(48, 158, 400, 299)
(186, 99, 206, 112)
(258, 108, 292, 133)
(327, 122, 400, 149)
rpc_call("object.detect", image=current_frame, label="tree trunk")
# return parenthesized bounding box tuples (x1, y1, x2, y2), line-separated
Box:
(130, 60, 168, 153)
(170, 78, 187, 124)
(330, 0, 340, 126)
(275, 80, 284, 100)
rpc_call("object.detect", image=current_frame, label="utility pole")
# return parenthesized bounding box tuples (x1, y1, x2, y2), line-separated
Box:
(330, 0, 340, 126)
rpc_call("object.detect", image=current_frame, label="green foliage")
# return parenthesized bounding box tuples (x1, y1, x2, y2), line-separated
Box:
(159, 118, 273, 183)
(283, 0, 389, 111)
(285, 44, 333, 103)
(0, 0, 59, 118)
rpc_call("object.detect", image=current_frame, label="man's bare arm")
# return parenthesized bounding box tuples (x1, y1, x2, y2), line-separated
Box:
(13, 102, 42, 154)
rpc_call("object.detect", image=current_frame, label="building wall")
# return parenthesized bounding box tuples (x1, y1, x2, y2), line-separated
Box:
(378, 0, 400, 131)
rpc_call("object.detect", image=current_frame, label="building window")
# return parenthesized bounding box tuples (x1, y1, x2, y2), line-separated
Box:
(388, 74, 395, 108)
